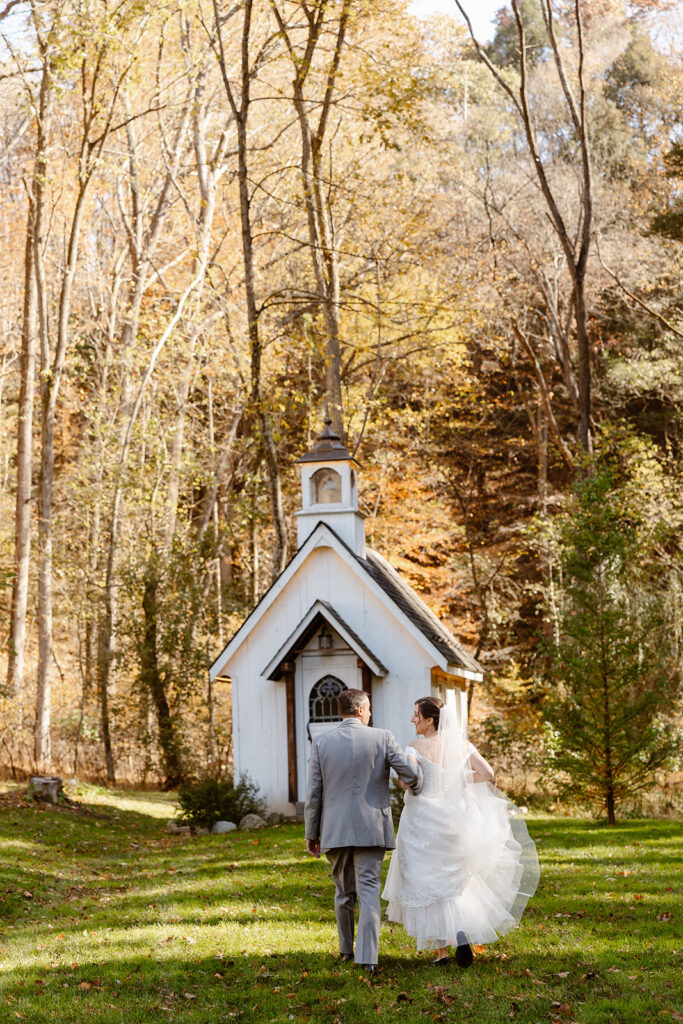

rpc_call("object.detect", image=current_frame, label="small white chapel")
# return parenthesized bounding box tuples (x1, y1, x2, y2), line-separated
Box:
(209, 417, 484, 814)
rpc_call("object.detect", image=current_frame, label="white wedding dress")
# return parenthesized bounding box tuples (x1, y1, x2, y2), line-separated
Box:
(382, 732, 539, 951)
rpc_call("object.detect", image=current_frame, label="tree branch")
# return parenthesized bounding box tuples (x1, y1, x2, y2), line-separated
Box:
(596, 241, 683, 341)
(513, 322, 575, 470)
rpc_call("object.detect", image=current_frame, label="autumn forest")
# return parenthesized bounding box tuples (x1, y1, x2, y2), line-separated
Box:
(0, 0, 681, 817)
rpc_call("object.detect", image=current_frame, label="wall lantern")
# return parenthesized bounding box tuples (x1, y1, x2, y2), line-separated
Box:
(318, 625, 333, 650)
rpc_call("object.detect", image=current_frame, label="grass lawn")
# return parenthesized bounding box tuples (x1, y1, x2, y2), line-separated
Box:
(0, 783, 681, 1024)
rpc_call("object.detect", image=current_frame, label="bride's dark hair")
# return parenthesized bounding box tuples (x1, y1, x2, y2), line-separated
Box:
(415, 695, 444, 729)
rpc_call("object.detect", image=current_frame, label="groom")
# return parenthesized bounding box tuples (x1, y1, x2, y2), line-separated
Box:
(305, 688, 422, 973)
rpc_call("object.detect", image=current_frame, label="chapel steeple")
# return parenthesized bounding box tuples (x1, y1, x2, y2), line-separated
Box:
(295, 410, 365, 556)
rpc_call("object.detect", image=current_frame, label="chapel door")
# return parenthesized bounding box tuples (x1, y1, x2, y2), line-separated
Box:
(295, 633, 362, 801)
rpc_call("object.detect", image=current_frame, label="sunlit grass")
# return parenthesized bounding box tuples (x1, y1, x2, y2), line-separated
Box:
(0, 783, 680, 1023)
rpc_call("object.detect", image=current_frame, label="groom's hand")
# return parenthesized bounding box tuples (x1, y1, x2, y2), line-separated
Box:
(306, 839, 321, 858)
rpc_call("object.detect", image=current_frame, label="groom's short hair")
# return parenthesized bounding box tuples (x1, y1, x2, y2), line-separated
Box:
(338, 688, 369, 716)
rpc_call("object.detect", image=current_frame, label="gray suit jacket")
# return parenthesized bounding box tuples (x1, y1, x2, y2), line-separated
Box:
(304, 718, 423, 852)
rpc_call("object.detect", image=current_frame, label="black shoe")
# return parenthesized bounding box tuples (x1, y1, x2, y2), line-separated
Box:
(362, 964, 376, 974)
(340, 953, 353, 962)
(432, 955, 450, 966)
(455, 932, 473, 968)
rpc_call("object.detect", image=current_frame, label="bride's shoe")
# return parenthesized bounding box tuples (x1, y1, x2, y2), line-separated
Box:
(455, 932, 474, 968)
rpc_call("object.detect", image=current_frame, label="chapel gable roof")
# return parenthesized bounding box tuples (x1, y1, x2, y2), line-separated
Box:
(358, 550, 482, 678)
(209, 521, 484, 681)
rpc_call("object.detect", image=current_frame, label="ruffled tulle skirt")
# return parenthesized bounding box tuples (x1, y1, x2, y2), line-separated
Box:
(382, 781, 540, 950)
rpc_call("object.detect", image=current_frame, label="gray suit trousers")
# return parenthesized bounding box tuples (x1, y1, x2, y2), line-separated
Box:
(326, 846, 385, 965)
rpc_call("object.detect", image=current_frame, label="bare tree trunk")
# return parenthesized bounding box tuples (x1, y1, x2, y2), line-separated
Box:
(537, 401, 548, 512)
(206, 671, 216, 771)
(574, 278, 592, 452)
(35, 169, 91, 768)
(141, 562, 184, 789)
(249, 481, 260, 607)
(271, 0, 351, 437)
(213, 0, 287, 579)
(5, 67, 49, 699)
(513, 323, 574, 471)
(163, 372, 190, 550)
(207, 380, 225, 649)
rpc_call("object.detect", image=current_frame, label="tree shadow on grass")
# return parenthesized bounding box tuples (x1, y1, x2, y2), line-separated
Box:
(3, 807, 680, 1024)
(2, 943, 678, 1024)
(530, 817, 682, 848)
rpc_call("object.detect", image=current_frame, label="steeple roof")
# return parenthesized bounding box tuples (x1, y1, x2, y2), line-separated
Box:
(296, 411, 358, 464)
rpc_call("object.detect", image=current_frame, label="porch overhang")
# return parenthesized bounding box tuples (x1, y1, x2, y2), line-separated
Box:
(263, 600, 388, 681)
(431, 665, 476, 692)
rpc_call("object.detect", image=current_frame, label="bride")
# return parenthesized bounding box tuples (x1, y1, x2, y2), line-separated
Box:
(382, 696, 540, 966)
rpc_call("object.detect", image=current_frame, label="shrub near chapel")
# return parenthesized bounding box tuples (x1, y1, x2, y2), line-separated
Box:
(177, 775, 266, 829)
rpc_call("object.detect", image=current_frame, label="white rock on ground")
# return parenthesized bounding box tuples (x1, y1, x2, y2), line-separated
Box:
(238, 813, 267, 830)
(166, 820, 191, 833)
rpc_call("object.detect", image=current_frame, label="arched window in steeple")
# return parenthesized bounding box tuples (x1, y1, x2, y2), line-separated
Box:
(309, 675, 347, 722)
(311, 467, 342, 505)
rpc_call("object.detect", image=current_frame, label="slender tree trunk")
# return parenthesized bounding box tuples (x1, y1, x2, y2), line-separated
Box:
(236, 100, 287, 578)
(35, 181, 89, 768)
(249, 482, 259, 607)
(272, 0, 350, 437)
(598, 583, 616, 825)
(606, 786, 616, 826)
(141, 563, 183, 788)
(574, 276, 592, 453)
(207, 380, 225, 649)
(7, 210, 37, 699)
(602, 667, 615, 825)
(292, 93, 343, 434)
(213, 0, 287, 578)
(35, 389, 55, 768)
(98, 485, 121, 785)
(311, 152, 343, 435)
(6, 65, 51, 701)
(163, 371, 190, 550)
(538, 402, 547, 511)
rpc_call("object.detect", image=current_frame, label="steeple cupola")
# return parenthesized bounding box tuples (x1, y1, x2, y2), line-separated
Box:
(295, 414, 365, 556)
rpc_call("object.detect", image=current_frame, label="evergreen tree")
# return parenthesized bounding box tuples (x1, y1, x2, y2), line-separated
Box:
(544, 462, 680, 824)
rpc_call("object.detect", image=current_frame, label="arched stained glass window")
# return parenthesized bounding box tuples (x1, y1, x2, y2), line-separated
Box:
(311, 467, 342, 504)
(309, 675, 347, 723)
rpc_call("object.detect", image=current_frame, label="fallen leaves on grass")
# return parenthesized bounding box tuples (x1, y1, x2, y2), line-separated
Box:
(429, 986, 454, 1005)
